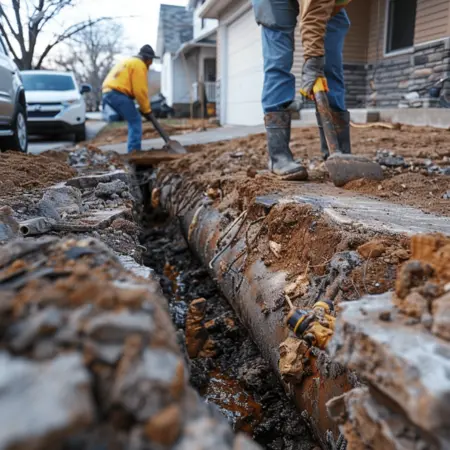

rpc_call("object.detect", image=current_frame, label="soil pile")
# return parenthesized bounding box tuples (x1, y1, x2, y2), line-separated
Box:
(157, 124, 450, 217)
(0, 151, 76, 196)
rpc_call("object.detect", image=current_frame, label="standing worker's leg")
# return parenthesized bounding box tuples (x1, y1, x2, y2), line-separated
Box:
(316, 9, 351, 159)
(254, 0, 307, 180)
(103, 91, 143, 153)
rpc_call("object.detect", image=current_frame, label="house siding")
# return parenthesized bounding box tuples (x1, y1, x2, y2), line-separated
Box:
(414, 0, 450, 44)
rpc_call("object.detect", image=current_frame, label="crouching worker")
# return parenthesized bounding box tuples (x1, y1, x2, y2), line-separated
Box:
(252, 0, 351, 181)
(102, 45, 156, 153)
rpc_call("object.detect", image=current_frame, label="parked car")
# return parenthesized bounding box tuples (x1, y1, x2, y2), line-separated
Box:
(151, 93, 175, 119)
(21, 70, 91, 142)
(0, 36, 28, 152)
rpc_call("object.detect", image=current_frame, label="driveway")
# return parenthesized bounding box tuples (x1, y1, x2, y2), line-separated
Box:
(28, 121, 106, 155)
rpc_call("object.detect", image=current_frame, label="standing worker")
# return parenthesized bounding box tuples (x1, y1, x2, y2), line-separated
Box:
(252, 0, 352, 180)
(102, 45, 157, 153)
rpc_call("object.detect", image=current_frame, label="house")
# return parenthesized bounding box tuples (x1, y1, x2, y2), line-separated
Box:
(156, 3, 218, 117)
(198, 0, 450, 126)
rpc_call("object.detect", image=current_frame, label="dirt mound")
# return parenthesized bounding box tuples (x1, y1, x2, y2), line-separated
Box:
(0, 151, 76, 196)
(344, 172, 450, 216)
(156, 125, 450, 217)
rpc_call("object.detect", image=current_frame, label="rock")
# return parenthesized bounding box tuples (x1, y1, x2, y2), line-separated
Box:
(95, 180, 128, 199)
(395, 260, 434, 299)
(377, 154, 406, 168)
(8, 307, 63, 352)
(233, 433, 262, 450)
(113, 348, 183, 421)
(432, 293, 450, 341)
(396, 291, 429, 319)
(330, 251, 361, 275)
(0, 206, 19, 242)
(42, 185, 83, 215)
(326, 387, 437, 450)
(173, 417, 234, 450)
(36, 198, 61, 221)
(357, 240, 387, 259)
(443, 190, 450, 200)
(0, 352, 94, 450)
(144, 404, 182, 445)
(329, 293, 450, 443)
(185, 298, 208, 358)
(84, 310, 154, 344)
(67, 170, 128, 190)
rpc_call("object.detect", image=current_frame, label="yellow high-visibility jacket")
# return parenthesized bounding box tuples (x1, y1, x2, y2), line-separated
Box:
(103, 57, 151, 114)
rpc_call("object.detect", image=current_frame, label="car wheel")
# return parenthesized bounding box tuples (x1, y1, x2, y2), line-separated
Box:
(74, 124, 86, 143)
(0, 105, 28, 153)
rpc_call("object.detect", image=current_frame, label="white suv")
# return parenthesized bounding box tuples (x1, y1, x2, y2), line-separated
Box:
(21, 71, 91, 142)
(0, 36, 28, 152)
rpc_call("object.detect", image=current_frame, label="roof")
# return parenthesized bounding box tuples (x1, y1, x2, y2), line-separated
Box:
(174, 28, 217, 59)
(156, 4, 194, 56)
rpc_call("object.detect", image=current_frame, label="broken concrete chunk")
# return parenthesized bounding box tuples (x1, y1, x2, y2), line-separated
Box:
(8, 307, 63, 352)
(395, 291, 429, 319)
(173, 417, 234, 450)
(42, 185, 83, 215)
(0, 352, 94, 450)
(327, 387, 439, 450)
(329, 293, 450, 443)
(95, 180, 128, 199)
(233, 433, 262, 450)
(84, 310, 154, 344)
(0, 206, 19, 242)
(113, 349, 182, 421)
(67, 170, 128, 190)
(432, 293, 450, 341)
(36, 198, 61, 221)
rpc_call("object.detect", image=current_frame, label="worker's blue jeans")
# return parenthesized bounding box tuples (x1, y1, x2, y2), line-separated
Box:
(260, 9, 350, 113)
(103, 90, 142, 152)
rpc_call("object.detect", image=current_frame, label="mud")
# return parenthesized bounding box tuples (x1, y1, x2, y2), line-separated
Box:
(157, 125, 450, 217)
(141, 214, 316, 449)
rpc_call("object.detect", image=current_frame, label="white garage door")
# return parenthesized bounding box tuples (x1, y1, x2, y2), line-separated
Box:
(225, 9, 264, 125)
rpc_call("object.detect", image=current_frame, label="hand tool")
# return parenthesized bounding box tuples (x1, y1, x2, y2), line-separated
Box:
(313, 78, 383, 187)
(146, 112, 187, 154)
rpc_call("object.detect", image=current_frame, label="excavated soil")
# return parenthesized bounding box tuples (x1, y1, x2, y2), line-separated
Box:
(141, 213, 316, 450)
(0, 151, 76, 196)
(92, 120, 218, 146)
(157, 125, 450, 217)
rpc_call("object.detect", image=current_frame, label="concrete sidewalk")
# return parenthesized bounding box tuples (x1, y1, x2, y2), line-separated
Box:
(100, 124, 268, 154)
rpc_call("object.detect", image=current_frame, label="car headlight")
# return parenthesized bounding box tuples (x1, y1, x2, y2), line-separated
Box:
(63, 99, 81, 107)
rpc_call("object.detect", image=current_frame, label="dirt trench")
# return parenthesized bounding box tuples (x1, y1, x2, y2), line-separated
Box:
(140, 211, 316, 450)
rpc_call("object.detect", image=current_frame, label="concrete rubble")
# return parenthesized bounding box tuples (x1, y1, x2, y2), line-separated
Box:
(0, 146, 261, 450)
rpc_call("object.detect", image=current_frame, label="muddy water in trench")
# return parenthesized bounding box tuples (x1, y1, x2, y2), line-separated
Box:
(141, 214, 316, 450)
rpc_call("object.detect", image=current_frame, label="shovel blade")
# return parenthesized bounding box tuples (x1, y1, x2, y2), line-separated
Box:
(325, 154, 383, 187)
(166, 139, 187, 154)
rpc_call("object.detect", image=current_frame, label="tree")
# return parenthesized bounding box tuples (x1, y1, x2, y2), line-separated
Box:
(0, 0, 108, 69)
(54, 20, 126, 111)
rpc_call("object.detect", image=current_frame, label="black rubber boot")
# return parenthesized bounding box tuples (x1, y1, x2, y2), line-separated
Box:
(316, 110, 352, 160)
(265, 111, 308, 181)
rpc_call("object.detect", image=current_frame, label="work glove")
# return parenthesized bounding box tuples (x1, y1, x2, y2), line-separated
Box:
(300, 56, 326, 99)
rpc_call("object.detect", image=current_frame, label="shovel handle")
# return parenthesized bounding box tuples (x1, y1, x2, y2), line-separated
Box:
(313, 78, 340, 154)
(147, 112, 171, 144)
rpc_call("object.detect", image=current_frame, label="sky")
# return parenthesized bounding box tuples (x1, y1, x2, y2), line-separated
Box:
(69, 0, 189, 51)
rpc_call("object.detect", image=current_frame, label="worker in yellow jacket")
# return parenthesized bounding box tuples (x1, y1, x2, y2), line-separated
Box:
(102, 45, 156, 152)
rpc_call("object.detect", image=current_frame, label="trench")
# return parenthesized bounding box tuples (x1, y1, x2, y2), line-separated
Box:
(140, 209, 316, 450)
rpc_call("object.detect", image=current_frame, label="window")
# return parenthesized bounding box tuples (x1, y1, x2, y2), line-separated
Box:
(21, 73, 76, 92)
(386, 0, 417, 53)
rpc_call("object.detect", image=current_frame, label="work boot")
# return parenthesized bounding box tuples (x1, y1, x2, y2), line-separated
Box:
(265, 111, 308, 181)
(316, 110, 352, 160)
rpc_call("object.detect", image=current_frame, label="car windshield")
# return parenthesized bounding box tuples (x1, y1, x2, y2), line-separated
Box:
(21, 73, 75, 91)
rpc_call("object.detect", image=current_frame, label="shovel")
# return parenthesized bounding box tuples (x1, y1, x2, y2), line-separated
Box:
(147, 112, 187, 154)
(313, 78, 383, 187)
